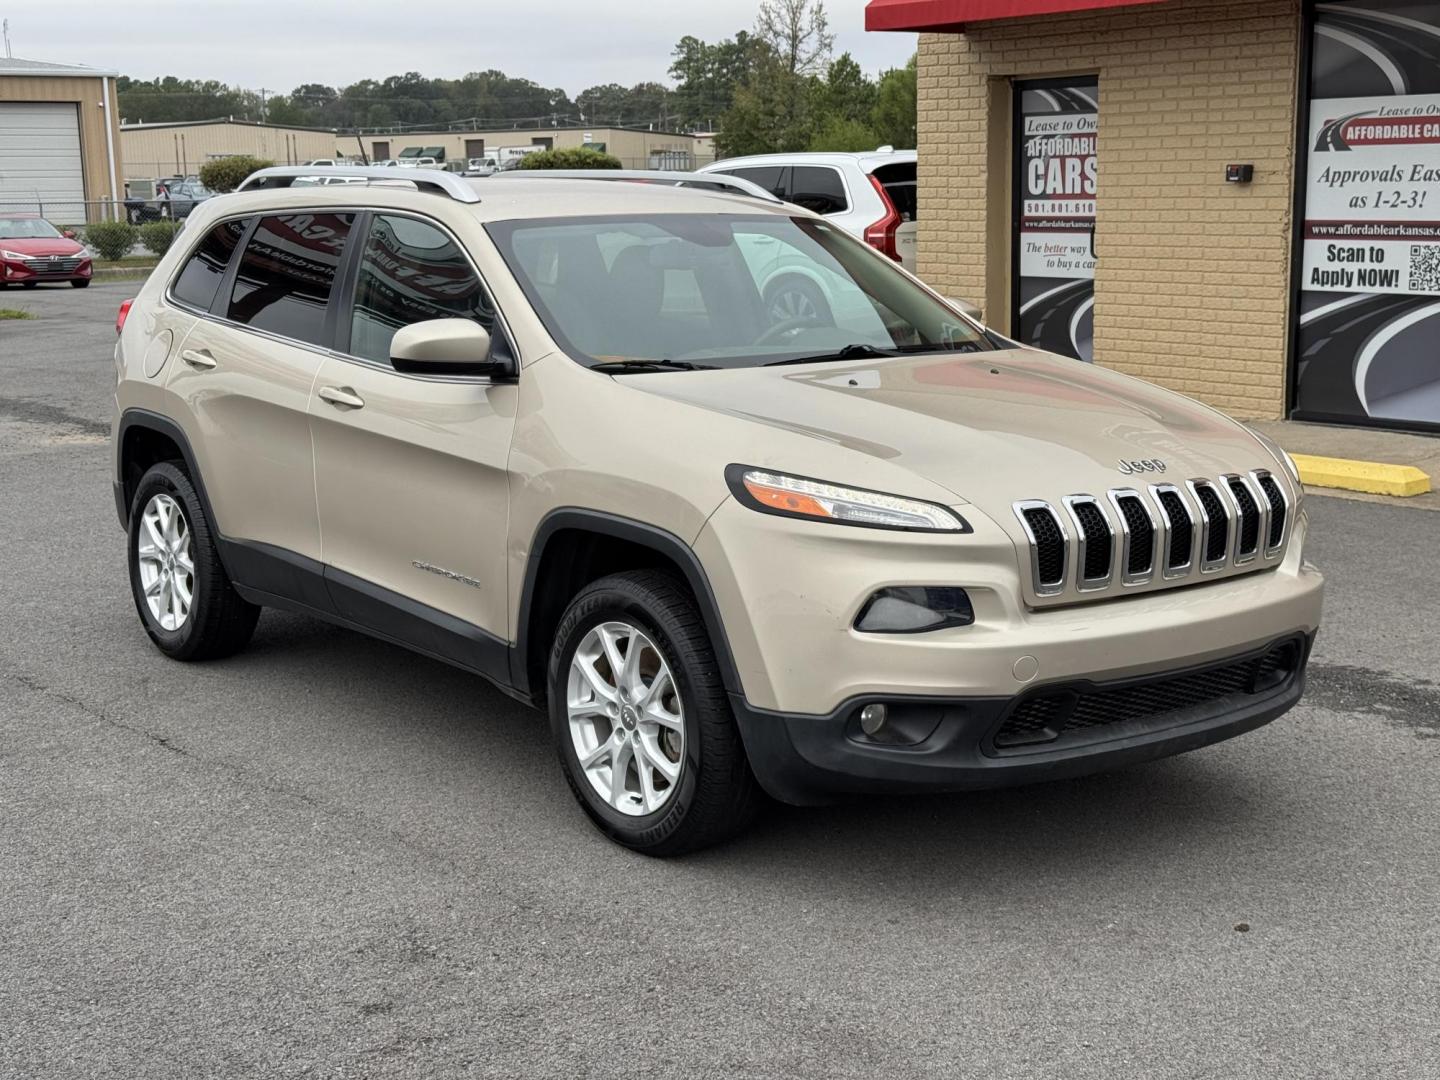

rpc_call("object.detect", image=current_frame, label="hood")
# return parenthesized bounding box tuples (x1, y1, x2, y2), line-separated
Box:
(0, 237, 87, 258)
(629, 348, 1274, 507)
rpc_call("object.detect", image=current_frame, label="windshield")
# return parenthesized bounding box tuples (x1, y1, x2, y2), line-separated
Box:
(0, 217, 63, 240)
(486, 214, 990, 370)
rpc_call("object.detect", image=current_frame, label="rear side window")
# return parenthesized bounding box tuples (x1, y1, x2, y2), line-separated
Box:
(348, 214, 496, 364)
(722, 166, 788, 198)
(871, 161, 917, 221)
(789, 166, 848, 215)
(170, 217, 247, 311)
(226, 213, 355, 346)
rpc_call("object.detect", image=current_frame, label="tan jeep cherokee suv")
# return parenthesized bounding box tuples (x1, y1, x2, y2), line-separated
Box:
(111, 167, 1323, 854)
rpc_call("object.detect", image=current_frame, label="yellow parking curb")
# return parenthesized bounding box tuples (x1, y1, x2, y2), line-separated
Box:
(1290, 454, 1432, 497)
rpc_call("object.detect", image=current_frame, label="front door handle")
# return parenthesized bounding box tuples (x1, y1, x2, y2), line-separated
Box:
(318, 385, 365, 409)
(180, 348, 216, 370)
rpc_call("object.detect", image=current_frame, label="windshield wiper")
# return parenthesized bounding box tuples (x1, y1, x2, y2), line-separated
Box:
(589, 358, 719, 374)
(763, 343, 901, 367)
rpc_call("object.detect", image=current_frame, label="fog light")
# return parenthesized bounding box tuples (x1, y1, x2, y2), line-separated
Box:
(859, 703, 888, 736)
(855, 587, 974, 633)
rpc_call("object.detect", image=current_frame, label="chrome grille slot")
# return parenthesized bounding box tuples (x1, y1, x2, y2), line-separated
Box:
(1107, 490, 1156, 584)
(1152, 485, 1195, 576)
(1226, 475, 1261, 562)
(1255, 472, 1287, 553)
(1188, 481, 1230, 571)
(1063, 496, 1112, 589)
(1014, 501, 1067, 596)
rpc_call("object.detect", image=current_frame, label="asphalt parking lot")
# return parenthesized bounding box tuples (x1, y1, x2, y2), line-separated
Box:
(2, 281, 1437, 1079)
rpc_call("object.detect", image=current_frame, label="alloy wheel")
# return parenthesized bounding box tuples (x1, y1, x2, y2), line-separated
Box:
(136, 493, 195, 631)
(566, 620, 685, 816)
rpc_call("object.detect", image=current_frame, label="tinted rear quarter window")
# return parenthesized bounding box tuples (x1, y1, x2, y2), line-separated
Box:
(226, 213, 355, 346)
(170, 217, 247, 311)
(871, 161, 917, 221)
(789, 166, 848, 215)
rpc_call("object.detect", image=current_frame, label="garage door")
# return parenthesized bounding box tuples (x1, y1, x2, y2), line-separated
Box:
(0, 102, 85, 215)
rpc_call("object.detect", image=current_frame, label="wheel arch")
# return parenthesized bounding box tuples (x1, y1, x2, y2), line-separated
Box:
(512, 509, 743, 705)
(116, 409, 222, 545)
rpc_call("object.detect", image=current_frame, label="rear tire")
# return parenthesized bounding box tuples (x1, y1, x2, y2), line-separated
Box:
(548, 570, 764, 856)
(127, 462, 259, 661)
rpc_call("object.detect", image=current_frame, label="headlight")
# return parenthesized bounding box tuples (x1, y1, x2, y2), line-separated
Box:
(0, 249, 30, 261)
(726, 466, 969, 532)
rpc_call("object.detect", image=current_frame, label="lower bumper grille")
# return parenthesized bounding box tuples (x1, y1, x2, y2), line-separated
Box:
(991, 639, 1303, 752)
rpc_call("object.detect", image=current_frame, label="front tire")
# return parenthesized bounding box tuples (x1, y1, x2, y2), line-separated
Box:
(71, 279, 90, 289)
(548, 570, 764, 855)
(127, 462, 259, 660)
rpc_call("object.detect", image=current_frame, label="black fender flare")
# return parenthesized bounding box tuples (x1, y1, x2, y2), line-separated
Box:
(511, 508, 744, 703)
(115, 409, 223, 548)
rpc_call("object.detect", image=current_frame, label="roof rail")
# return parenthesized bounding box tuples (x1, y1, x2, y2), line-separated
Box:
(237, 166, 480, 203)
(490, 169, 783, 204)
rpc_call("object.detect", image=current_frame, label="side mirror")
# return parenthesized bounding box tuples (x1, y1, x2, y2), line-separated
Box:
(947, 297, 984, 323)
(62, 229, 77, 240)
(390, 318, 515, 379)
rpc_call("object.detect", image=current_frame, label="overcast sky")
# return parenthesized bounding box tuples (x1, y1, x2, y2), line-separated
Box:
(9, 1, 916, 96)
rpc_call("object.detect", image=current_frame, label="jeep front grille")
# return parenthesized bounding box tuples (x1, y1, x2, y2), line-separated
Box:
(1153, 486, 1194, 575)
(1015, 502, 1067, 594)
(1013, 470, 1290, 603)
(1256, 472, 1287, 553)
(1226, 475, 1261, 560)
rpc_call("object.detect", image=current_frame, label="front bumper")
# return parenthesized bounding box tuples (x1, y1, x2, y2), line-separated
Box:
(734, 632, 1314, 805)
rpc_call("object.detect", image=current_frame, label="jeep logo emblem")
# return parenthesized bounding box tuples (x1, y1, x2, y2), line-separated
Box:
(1118, 458, 1167, 476)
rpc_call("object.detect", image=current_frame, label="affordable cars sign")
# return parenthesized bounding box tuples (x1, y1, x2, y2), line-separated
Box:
(1292, 1, 1440, 432)
(1013, 79, 1099, 363)
(1304, 94, 1440, 295)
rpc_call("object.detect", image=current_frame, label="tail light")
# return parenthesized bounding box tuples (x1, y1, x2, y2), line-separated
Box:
(116, 298, 134, 336)
(863, 174, 903, 262)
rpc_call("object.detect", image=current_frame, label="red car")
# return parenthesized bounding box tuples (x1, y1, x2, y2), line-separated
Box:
(0, 215, 93, 289)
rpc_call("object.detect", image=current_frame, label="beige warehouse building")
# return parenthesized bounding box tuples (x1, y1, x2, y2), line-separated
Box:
(0, 57, 124, 221)
(120, 119, 714, 178)
(868, 0, 1440, 433)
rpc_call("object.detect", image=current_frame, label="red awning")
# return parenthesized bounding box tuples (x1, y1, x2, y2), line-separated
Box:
(866, 0, 1162, 32)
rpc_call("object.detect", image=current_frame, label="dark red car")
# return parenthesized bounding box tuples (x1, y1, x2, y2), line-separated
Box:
(0, 215, 93, 289)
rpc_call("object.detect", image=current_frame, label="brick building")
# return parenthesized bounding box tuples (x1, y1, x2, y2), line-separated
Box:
(867, 0, 1440, 433)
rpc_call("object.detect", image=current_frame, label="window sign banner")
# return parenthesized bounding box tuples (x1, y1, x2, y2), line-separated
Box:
(1303, 92, 1440, 295)
(1014, 80, 1098, 362)
(1294, 1, 1440, 430)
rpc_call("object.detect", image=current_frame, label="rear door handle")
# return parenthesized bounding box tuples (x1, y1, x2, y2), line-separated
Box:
(180, 348, 216, 370)
(318, 385, 365, 409)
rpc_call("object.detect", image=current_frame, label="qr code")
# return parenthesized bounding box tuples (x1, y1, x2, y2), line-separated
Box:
(1410, 245, 1440, 292)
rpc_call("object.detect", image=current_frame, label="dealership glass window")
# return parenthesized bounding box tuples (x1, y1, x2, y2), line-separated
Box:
(1292, 0, 1440, 431)
(171, 217, 248, 312)
(348, 215, 495, 364)
(1011, 76, 1099, 362)
(789, 166, 849, 215)
(225, 213, 354, 346)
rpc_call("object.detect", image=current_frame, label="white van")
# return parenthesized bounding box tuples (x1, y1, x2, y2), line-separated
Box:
(465, 155, 500, 177)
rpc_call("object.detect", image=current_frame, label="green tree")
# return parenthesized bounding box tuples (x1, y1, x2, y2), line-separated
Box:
(717, 0, 833, 156)
(815, 53, 876, 126)
(808, 116, 880, 152)
(871, 57, 917, 149)
(669, 32, 757, 131)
